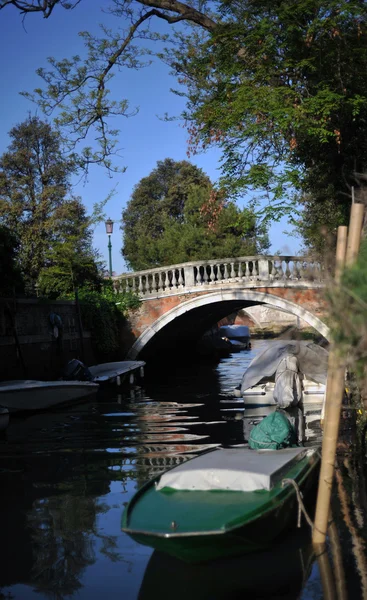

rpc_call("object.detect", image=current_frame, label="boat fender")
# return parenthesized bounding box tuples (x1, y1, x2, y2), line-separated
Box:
(49, 312, 63, 339)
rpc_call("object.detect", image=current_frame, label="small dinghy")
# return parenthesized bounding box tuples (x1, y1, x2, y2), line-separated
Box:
(122, 445, 319, 563)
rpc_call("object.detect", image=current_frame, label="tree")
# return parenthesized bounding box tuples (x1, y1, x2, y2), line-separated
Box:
(0, 224, 23, 296)
(0, 116, 76, 292)
(5, 1, 367, 252)
(165, 1, 367, 252)
(122, 158, 269, 270)
(37, 197, 103, 297)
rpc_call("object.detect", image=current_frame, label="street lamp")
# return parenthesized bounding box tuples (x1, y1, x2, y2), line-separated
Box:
(105, 218, 114, 277)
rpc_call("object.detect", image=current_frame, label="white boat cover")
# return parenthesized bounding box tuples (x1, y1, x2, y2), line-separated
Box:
(156, 447, 309, 492)
(240, 341, 328, 392)
(273, 356, 303, 408)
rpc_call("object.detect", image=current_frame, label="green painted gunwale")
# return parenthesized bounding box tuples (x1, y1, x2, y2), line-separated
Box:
(122, 448, 320, 553)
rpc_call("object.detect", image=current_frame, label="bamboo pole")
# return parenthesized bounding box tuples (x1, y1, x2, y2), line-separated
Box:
(315, 545, 337, 600)
(313, 350, 346, 544)
(345, 203, 364, 266)
(321, 226, 348, 427)
(313, 206, 364, 546)
(335, 226, 348, 284)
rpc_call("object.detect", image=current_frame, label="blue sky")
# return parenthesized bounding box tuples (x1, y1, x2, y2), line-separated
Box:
(0, 1, 300, 274)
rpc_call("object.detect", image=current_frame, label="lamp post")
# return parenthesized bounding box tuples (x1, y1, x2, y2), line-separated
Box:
(105, 218, 114, 277)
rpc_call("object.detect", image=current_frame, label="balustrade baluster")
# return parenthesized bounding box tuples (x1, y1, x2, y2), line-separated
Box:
(271, 261, 279, 280)
(217, 264, 223, 281)
(237, 261, 243, 280)
(178, 268, 184, 287)
(294, 260, 301, 280)
(230, 262, 236, 279)
(202, 265, 209, 284)
(285, 259, 291, 279)
(138, 276, 144, 294)
(278, 262, 285, 280)
(158, 271, 163, 292)
(223, 263, 229, 280)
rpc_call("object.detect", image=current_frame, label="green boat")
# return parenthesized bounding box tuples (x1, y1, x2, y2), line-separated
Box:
(121, 446, 320, 563)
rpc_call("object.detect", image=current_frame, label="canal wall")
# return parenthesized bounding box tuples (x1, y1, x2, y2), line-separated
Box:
(0, 298, 97, 381)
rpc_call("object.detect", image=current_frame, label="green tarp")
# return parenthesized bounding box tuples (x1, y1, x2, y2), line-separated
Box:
(249, 411, 297, 450)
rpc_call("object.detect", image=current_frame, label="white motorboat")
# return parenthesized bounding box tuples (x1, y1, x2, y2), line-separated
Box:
(88, 361, 145, 385)
(0, 380, 99, 413)
(239, 378, 326, 406)
(234, 340, 328, 407)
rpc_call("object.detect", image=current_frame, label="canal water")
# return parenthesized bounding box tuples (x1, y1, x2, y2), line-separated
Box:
(0, 340, 365, 599)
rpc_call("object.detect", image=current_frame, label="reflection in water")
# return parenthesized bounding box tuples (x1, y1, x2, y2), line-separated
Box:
(138, 526, 315, 600)
(0, 340, 362, 599)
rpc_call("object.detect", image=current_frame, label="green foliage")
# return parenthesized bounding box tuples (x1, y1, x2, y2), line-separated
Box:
(0, 225, 23, 296)
(37, 198, 104, 298)
(6, 1, 367, 251)
(0, 116, 76, 292)
(122, 158, 269, 270)
(64, 282, 141, 356)
(166, 0, 367, 251)
(327, 239, 367, 386)
(0, 117, 107, 296)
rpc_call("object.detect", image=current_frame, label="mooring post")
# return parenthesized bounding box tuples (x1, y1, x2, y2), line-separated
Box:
(313, 205, 364, 547)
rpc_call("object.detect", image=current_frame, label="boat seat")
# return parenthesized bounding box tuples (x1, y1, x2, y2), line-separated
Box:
(156, 447, 310, 492)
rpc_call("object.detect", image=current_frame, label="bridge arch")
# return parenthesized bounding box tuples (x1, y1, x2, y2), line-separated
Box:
(127, 290, 330, 359)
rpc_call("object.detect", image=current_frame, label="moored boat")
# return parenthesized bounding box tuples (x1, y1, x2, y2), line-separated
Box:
(88, 360, 145, 385)
(234, 340, 328, 407)
(0, 380, 99, 413)
(239, 377, 326, 406)
(122, 445, 320, 563)
(219, 325, 251, 350)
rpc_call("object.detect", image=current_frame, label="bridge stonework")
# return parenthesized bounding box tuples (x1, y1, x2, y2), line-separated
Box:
(115, 256, 329, 359)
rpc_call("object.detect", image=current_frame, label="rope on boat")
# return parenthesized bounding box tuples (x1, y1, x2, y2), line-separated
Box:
(282, 478, 315, 529)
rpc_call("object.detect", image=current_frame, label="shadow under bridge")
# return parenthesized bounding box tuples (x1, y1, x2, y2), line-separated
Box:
(127, 290, 330, 361)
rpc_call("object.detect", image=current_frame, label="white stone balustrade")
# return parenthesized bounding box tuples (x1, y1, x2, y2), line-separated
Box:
(114, 256, 324, 298)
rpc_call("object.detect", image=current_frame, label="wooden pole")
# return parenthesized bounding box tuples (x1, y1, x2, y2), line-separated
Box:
(345, 202, 364, 266)
(313, 207, 364, 546)
(334, 226, 348, 284)
(313, 350, 346, 544)
(321, 225, 348, 427)
(315, 546, 337, 600)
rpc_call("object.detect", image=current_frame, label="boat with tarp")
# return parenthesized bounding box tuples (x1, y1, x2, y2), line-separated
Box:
(122, 445, 319, 563)
(234, 341, 328, 407)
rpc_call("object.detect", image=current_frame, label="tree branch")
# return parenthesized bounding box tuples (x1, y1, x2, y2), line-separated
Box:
(135, 0, 216, 31)
(0, 0, 80, 18)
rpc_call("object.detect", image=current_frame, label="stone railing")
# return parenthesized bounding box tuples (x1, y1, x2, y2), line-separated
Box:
(114, 256, 324, 298)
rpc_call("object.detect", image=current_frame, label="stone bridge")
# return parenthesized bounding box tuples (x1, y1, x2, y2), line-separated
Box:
(114, 256, 329, 360)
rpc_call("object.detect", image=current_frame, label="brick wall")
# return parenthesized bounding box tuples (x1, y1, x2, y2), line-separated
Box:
(0, 298, 97, 381)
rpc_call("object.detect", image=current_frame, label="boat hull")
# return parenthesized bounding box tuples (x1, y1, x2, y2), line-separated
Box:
(0, 381, 99, 412)
(88, 360, 145, 384)
(122, 448, 319, 563)
(237, 379, 326, 407)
